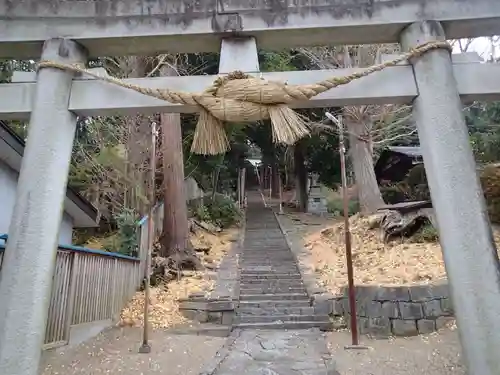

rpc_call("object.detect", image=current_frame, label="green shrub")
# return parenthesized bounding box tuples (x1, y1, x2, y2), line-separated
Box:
(327, 198, 359, 217)
(409, 223, 439, 243)
(99, 233, 121, 253)
(480, 165, 500, 224)
(191, 194, 242, 228)
(380, 184, 408, 204)
(115, 208, 138, 257)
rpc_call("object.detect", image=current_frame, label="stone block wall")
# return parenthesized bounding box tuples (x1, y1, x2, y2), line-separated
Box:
(178, 297, 235, 325)
(313, 283, 455, 337)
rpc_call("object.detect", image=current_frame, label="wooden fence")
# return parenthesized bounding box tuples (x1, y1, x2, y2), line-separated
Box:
(0, 243, 140, 349)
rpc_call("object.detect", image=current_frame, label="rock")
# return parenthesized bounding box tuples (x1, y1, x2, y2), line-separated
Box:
(417, 319, 436, 334)
(367, 213, 386, 229)
(195, 246, 211, 254)
(392, 319, 419, 336)
(204, 263, 217, 270)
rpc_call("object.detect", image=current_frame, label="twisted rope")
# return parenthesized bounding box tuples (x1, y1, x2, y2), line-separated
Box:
(38, 41, 451, 155)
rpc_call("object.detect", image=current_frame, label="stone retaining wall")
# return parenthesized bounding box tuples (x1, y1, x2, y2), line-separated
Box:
(313, 283, 455, 337)
(178, 297, 235, 326)
(275, 213, 456, 337)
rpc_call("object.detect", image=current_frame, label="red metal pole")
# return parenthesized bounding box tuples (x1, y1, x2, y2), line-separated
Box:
(339, 116, 359, 345)
(328, 113, 359, 346)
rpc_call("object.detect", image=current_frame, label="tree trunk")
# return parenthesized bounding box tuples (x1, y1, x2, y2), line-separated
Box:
(294, 142, 308, 212)
(347, 120, 385, 214)
(160, 65, 202, 269)
(123, 56, 151, 216)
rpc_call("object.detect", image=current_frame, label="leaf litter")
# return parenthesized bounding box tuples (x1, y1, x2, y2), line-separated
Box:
(282, 212, 500, 295)
(119, 227, 240, 329)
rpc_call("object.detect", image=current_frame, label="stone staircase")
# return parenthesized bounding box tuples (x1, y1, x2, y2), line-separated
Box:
(234, 204, 331, 330)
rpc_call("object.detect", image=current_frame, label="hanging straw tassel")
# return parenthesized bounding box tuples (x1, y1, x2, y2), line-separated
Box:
(37, 41, 452, 155)
(190, 109, 230, 155)
(268, 105, 310, 144)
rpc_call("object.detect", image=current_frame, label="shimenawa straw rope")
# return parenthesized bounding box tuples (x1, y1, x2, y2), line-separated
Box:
(37, 41, 451, 155)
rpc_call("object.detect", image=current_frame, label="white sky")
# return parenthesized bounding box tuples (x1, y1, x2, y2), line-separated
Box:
(452, 37, 500, 60)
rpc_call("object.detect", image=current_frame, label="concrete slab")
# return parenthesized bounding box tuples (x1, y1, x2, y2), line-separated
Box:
(0, 0, 499, 58)
(68, 319, 113, 348)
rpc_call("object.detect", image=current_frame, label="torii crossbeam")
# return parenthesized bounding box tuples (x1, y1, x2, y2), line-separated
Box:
(0, 2, 500, 375)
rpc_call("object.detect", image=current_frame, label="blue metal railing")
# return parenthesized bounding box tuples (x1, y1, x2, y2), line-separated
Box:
(0, 234, 138, 261)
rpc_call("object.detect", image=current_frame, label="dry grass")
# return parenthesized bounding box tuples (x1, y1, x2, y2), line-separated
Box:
(119, 226, 240, 329)
(283, 212, 500, 295)
(191, 227, 240, 267)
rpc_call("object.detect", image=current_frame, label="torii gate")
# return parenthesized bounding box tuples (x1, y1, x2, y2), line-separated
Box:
(1, 1, 500, 375)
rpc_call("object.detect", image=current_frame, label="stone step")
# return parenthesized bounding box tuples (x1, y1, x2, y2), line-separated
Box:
(235, 314, 325, 324)
(241, 261, 295, 264)
(240, 267, 298, 271)
(240, 273, 302, 280)
(239, 293, 309, 301)
(243, 242, 288, 246)
(233, 320, 333, 331)
(244, 231, 282, 234)
(239, 281, 305, 287)
(240, 268, 299, 273)
(240, 279, 302, 285)
(243, 239, 286, 242)
(242, 255, 291, 258)
(242, 251, 291, 254)
(242, 246, 289, 250)
(241, 254, 292, 258)
(239, 287, 307, 295)
(241, 257, 295, 260)
(240, 271, 300, 276)
(238, 300, 311, 309)
(239, 280, 305, 287)
(240, 259, 298, 271)
(240, 278, 303, 285)
(243, 245, 289, 247)
(168, 322, 232, 337)
(242, 248, 290, 251)
(237, 306, 315, 316)
(240, 290, 306, 294)
(241, 256, 295, 259)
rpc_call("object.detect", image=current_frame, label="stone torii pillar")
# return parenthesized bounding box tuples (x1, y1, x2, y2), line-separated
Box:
(0, 39, 87, 375)
(400, 21, 500, 375)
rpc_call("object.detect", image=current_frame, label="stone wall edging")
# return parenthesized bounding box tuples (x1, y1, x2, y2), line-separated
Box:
(274, 212, 327, 299)
(208, 209, 246, 302)
(177, 210, 246, 326)
(312, 283, 455, 337)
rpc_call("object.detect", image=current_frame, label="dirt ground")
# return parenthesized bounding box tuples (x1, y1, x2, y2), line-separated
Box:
(40, 327, 226, 375)
(327, 327, 465, 375)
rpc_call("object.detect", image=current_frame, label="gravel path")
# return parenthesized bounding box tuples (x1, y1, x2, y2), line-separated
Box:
(326, 328, 465, 375)
(40, 327, 226, 375)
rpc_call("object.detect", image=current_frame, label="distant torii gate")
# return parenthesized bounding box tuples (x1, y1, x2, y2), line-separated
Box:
(1, 2, 500, 375)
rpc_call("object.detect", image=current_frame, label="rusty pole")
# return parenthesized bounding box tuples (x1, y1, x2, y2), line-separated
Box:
(325, 112, 359, 346)
(139, 122, 157, 354)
